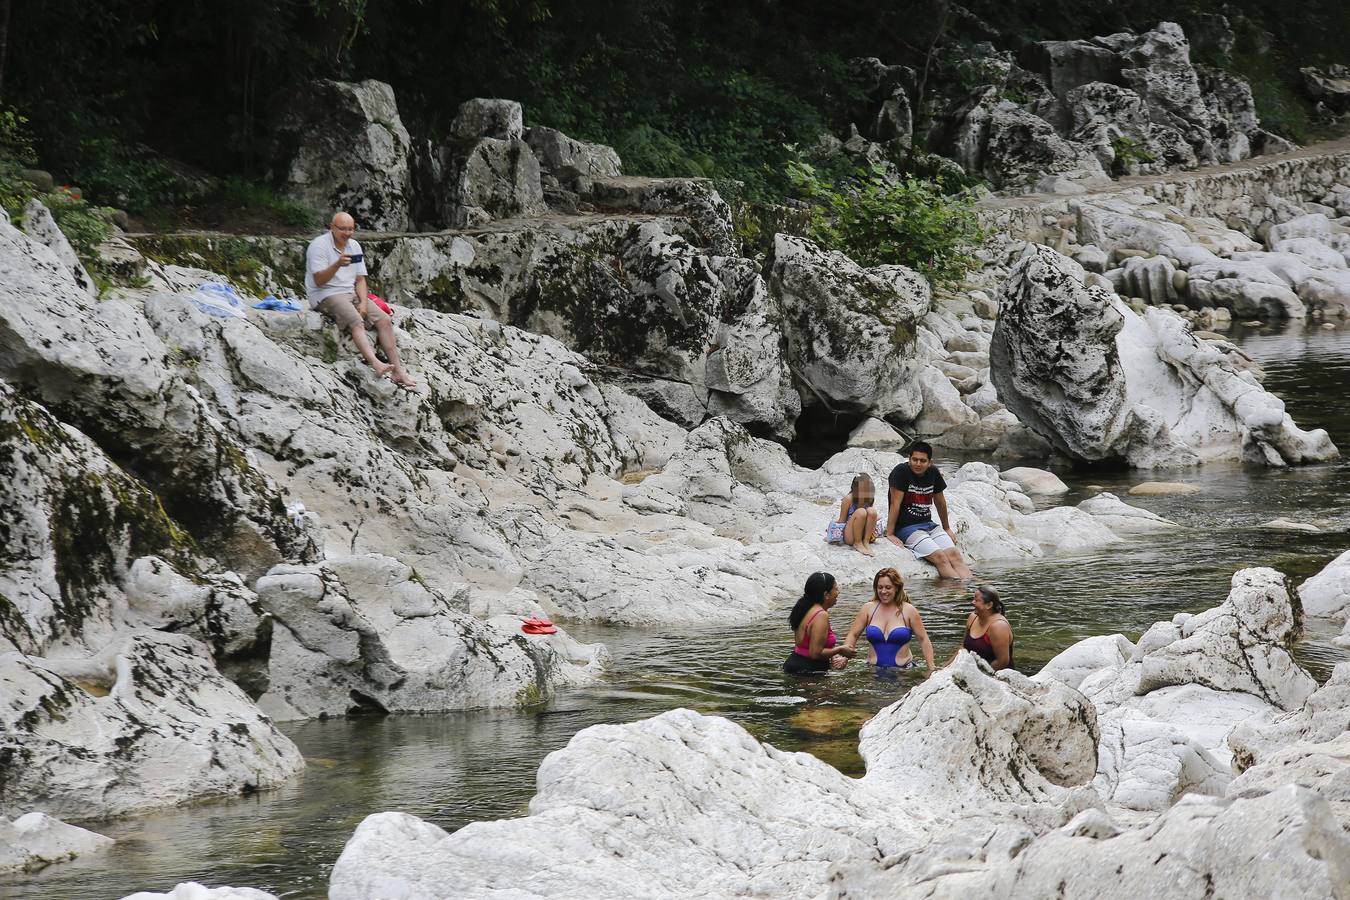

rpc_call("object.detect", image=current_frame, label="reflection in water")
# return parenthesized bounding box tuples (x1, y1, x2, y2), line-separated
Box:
(8, 323, 1350, 900)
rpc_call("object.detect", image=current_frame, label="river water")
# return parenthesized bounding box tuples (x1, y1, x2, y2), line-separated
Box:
(10, 322, 1350, 899)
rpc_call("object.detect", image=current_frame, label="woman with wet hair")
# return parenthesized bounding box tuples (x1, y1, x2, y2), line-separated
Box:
(784, 572, 857, 674)
(842, 567, 935, 672)
(949, 584, 1014, 670)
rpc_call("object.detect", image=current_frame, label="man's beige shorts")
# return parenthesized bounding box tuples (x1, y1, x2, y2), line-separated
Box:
(316, 292, 389, 329)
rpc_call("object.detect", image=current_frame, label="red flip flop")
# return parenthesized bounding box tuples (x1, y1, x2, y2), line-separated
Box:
(521, 617, 557, 635)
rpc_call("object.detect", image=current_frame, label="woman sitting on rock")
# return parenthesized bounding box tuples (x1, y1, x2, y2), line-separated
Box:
(842, 567, 934, 673)
(948, 585, 1014, 670)
(826, 473, 882, 556)
(784, 572, 857, 674)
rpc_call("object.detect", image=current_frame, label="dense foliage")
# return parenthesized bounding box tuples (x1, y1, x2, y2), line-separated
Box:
(1, 0, 1346, 207)
(787, 161, 983, 286)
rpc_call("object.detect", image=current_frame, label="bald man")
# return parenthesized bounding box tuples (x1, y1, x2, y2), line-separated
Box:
(305, 212, 417, 387)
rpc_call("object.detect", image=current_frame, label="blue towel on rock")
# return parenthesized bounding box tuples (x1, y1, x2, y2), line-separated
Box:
(253, 295, 303, 312)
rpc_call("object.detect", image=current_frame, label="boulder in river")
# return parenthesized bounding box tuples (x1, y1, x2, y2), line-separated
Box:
(990, 244, 1337, 467)
(1299, 549, 1350, 621)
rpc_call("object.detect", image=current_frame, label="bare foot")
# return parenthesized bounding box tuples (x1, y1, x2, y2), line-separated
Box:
(393, 368, 419, 389)
(855, 543, 875, 557)
(371, 361, 394, 379)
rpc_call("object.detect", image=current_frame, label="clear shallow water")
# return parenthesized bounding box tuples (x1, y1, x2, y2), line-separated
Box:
(9, 322, 1350, 900)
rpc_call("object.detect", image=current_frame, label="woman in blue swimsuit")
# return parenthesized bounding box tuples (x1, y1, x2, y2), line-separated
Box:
(842, 567, 935, 673)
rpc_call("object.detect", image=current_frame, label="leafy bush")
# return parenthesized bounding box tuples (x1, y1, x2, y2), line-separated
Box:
(67, 138, 189, 214)
(786, 161, 984, 287)
(1110, 134, 1156, 174)
(42, 187, 114, 261)
(0, 108, 39, 215)
(613, 125, 713, 179)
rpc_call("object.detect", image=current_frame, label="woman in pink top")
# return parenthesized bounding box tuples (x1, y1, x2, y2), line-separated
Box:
(784, 572, 857, 674)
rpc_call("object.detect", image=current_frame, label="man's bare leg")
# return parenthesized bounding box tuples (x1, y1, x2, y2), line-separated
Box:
(350, 324, 393, 378)
(930, 549, 970, 580)
(947, 548, 973, 580)
(374, 319, 418, 387)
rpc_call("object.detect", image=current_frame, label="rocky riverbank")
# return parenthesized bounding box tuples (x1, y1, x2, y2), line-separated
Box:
(3, 16, 1349, 898)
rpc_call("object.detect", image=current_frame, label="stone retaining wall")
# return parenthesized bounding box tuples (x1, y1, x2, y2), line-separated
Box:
(978, 137, 1350, 248)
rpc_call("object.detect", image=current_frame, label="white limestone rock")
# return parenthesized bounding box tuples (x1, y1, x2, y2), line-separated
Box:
(1227, 731, 1350, 827)
(769, 234, 928, 422)
(915, 364, 980, 436)
(1034, 633, 1136, 690)
(999, 466, 1068, 494)
(1076, 492, 1182, 533)
(1299, 549, 1350, 621)
(254, 554, 606, 720)
(0, 812, 112, 873)
(0, 218, 315, 580)
(861, 654, 1100, 794)
(440, 134, 547, 228)
(330, 654, 1101, 899)
(271, 79, 413, 231)
(846, 416, 906, 449)
(525, 125, 622, 192)
(121, 885, 279, 900)
(20, 198, 95, 295)
(981, 101, 1108, 193)
(1131, 568, 1314, 710)
(0, 631, 304, 820)
(0, 382, 268, 666)
(1228, 661, 1350, 770)
(830, 786, 1350, 899)
(1047, 568, 1320, 815)
(990, 244, 1336, 467)
(330, 709, 919, 900)
(449, 98, 525, 141)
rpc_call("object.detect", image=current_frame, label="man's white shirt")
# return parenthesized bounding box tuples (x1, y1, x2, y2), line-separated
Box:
(305, 233, 369, 308)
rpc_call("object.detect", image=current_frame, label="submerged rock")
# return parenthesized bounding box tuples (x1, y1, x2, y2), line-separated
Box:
(121, 885, 280, 900)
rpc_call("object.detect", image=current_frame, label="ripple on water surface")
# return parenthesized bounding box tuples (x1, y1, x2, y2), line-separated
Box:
(8, 323, 1350, 900)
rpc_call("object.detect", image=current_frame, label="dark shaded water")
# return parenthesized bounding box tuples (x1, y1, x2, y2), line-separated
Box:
(9, 322, 1350, 899)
